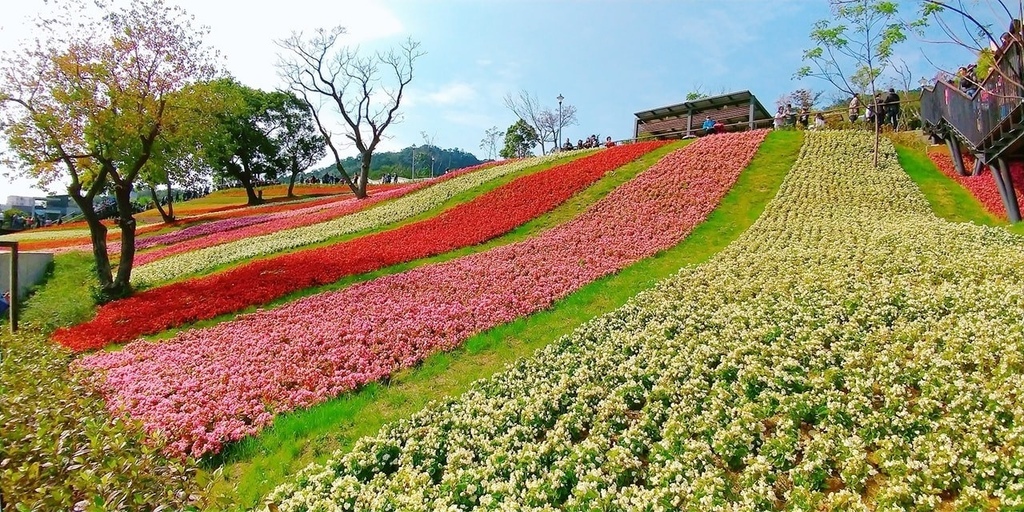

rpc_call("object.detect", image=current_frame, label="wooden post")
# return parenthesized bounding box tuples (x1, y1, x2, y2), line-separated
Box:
(685, 112, 693, 137)
(749, 101, 755, 130)
(1, 241, 16, 333)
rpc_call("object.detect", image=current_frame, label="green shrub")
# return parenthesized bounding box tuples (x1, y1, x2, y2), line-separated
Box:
(0, 331, 220, 510)
(0, 254, 223, 510)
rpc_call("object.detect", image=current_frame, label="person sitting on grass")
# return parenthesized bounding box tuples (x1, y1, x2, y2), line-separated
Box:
(604, 136, 616, 148)
(702, 115, 715, 135)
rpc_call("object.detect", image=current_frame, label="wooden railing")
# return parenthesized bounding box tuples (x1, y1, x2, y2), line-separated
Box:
(921, 39, 1024, 149)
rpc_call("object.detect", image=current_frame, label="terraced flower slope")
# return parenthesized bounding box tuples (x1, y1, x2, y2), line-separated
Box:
(267, 131, 1024, 510)
(56, 145, 646, 351)
(129, 151, 592, 285)
(76, 131, 766, 458)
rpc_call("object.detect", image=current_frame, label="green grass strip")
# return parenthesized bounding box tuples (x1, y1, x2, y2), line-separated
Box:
(15, 252, 98, 332)
(894, 144, 1024, 236)
(208, 130, 803, 509)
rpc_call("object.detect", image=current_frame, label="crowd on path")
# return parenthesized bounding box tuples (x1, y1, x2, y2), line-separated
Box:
(764, 89, 903, 133)
(561, 134, 615, 151)
(845, 89, 903, 130)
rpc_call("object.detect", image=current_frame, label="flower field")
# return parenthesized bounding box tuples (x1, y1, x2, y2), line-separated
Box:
(128, 151, 591, 285)
(75, 131, 766, 457)
(55, 146, 646, 350)
(262, 131, 1024, 510)
(131, 163, 500, 265)
(926, 149, 1024, 219)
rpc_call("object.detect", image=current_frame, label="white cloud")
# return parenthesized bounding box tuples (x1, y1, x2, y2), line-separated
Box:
(426, 82, 477, 105)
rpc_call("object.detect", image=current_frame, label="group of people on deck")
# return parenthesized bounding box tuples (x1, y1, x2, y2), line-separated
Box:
(562, 134, 617, 150)
(848, 89, 902, 129)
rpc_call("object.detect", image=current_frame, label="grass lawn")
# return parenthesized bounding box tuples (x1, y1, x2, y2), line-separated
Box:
(895, 144, 1024, 236)
(207, 130, 804, 509)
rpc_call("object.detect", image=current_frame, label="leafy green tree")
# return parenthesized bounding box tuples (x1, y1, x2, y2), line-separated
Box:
(267, 93, 325, 197)
(0, 0, 219, 299)
(189, 79, 282, 206)
(500, 119, 539, 159)
(797, 0, 906, 166)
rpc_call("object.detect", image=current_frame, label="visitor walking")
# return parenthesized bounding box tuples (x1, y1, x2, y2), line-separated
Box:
(884, 88, 901, 129)
(849, 94, 861, 122)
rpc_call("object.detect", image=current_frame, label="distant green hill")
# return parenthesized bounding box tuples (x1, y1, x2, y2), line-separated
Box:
(307, 145, 484, 180)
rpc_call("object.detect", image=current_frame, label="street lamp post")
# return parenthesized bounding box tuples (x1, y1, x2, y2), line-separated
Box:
(557, 94, 564, 152)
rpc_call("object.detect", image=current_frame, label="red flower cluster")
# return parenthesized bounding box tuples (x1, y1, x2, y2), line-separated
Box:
(55, 143, 666, 351)
(926, 150, 1024, 219)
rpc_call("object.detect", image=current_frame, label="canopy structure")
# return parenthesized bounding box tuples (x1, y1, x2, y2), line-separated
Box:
(633, 90, 773, 138)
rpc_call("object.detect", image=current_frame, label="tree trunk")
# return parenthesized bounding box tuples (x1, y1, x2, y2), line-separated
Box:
(238, 173, 263, 206)
(165, 175, 175, 220)
(233, 158, 264, 206)
(287, 156, 299, 198)
(358, 154, 372, 198)
(109, 182, 136, 299)
(71, 193, 115, 292)
(149, 186, 175, 224)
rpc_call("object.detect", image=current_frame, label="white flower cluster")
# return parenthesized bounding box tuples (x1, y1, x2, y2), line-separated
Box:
(131, 151, 592, 285)
(266, 132, 1024, 510)
(0, 227, 97, 242)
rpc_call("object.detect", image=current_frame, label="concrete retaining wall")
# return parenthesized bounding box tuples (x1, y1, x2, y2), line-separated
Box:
(0, 251, 55, 299)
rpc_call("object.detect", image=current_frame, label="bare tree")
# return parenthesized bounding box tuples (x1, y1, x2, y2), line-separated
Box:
(276, 27, 423, 198)
(503, 89, 578, 154)
(479, 126, 504, 160)
(420, 131, 437, 176)
(777, 88, 825, 110)
(798, 0, 907, 167)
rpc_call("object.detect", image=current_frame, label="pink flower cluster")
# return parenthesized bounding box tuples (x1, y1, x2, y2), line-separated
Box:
(131, 186, 417, 265)
(77, 131, 767, 457)
(134, 198, 346, 250)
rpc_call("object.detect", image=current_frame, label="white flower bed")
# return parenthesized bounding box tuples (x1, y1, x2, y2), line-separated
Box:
(131, 151, 591, 285)
(267, 131, 1024, 510)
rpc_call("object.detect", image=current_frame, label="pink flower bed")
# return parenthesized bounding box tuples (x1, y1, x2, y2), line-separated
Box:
(134, 196, 359, 250)
(926, 150, 1024, 219)
(77, 131, 767, 457)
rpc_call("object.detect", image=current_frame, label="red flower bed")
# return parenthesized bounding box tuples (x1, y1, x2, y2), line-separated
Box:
(926, 150, 1024, 219)
(54, 144, 665, 351)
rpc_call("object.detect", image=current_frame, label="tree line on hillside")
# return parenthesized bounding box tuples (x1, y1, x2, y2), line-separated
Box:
(307, 145, 483, 180)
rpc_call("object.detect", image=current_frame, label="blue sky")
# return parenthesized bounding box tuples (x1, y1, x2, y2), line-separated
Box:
(0, 0, 990, 197)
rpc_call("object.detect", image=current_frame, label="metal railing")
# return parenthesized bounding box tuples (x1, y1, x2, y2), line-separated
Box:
(921, 41, 1024, 149)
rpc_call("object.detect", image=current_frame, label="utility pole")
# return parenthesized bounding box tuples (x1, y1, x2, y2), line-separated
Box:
(557, 94, 564, 151)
